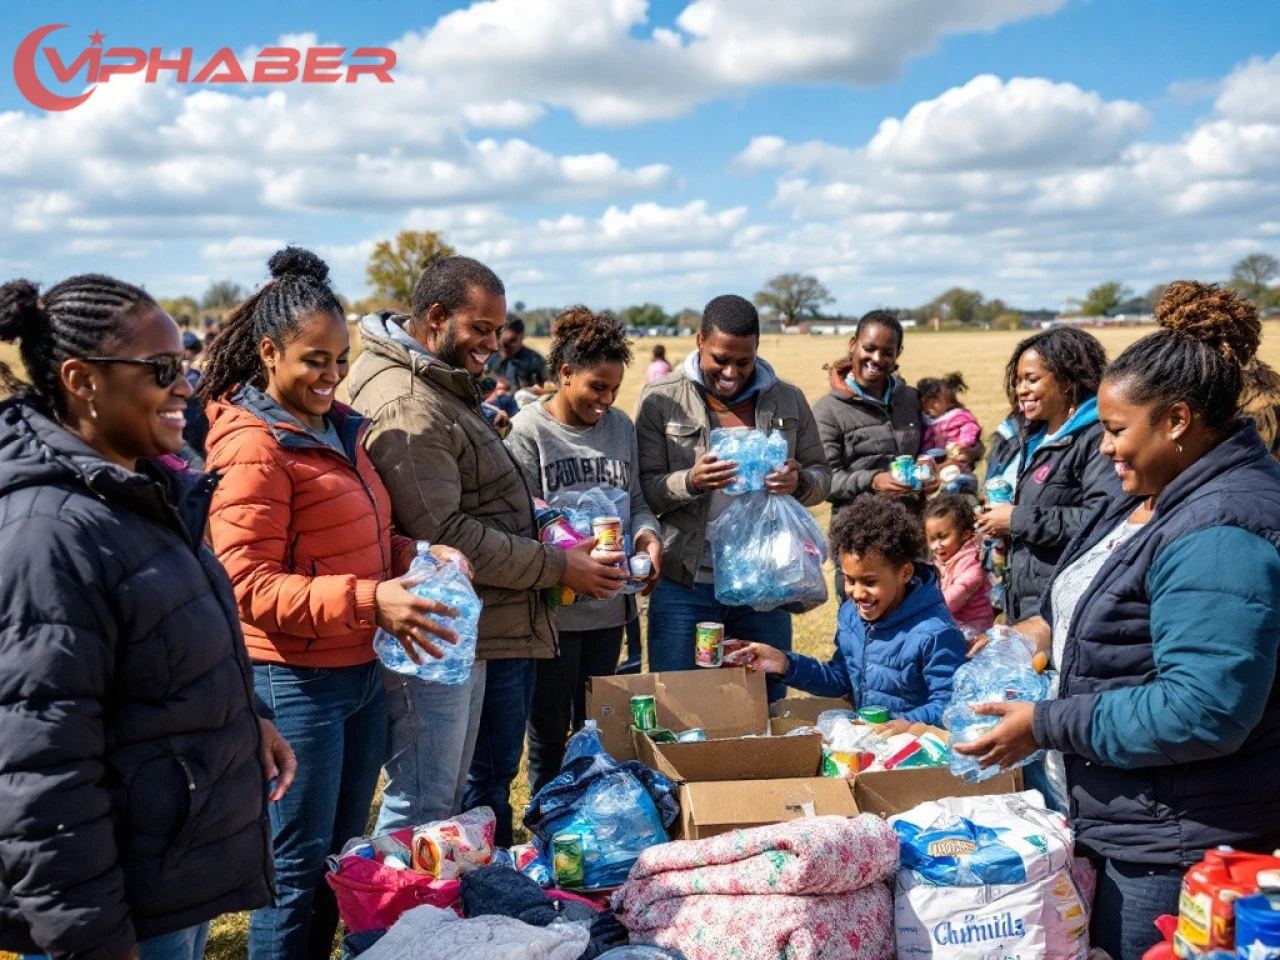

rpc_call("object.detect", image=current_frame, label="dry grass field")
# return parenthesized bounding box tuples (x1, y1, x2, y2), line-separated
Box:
(4, 321, 1280, 959)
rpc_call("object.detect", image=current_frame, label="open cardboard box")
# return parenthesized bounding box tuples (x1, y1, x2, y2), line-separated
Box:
(677, 766, 1024, 840)
(768, 695, 854, 736)
(587, 667, 823, 782)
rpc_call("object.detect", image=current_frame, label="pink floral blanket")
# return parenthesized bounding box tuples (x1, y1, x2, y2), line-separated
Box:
(613, 815, 899, 960)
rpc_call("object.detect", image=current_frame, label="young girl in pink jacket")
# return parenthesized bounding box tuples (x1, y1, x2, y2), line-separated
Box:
(924, 494, 994, 635)
(918, 373, 982, 462)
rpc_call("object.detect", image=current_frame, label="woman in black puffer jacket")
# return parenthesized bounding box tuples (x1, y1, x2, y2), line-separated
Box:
(0, 275, 294, 960)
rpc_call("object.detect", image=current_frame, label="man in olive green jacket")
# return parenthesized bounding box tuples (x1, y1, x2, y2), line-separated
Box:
(349, 256, 621, 845)
(636, 295, 830, 699)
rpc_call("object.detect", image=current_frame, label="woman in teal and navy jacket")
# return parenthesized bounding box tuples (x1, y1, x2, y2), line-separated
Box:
(958, 283, 1280, 960)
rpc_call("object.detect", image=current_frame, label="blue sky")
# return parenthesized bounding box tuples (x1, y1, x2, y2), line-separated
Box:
(2, 0, 1279, 314)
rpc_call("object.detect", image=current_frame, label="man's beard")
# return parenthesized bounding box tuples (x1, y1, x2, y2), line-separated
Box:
(435, 325, 471, 374)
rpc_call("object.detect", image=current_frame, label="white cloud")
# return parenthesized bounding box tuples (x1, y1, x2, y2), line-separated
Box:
(865, 75, 1148, 171)
(1214, 52, 1280, 123)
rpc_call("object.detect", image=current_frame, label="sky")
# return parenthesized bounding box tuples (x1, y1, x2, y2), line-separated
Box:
(2, 0, 1279, 315)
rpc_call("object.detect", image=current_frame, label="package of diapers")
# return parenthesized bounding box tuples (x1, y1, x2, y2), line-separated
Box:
(889, 791, 1091, 960)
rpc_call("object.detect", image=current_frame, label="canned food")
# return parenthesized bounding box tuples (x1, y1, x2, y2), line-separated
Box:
(630, 694, 657, 731)
(984, 478, 1014, 504)
(646, 727, 678, 744)
(676, 727, 707, 743)
(552, 833, 585, 888)
(591, 516, 627, 569)
(890, 455, 917, 487)
(859, 706, 891, 725)
(695, 621, 724, 668)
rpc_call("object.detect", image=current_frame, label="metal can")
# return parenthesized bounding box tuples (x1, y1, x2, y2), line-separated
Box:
(984, 477, 1014, 504)
(646, 727, 678, 744)
(630, 694, 657, 731)
(591, 516, 627, 568)
(695, 621, 724, 668)
(551, 832, 585, 888)
(859, 705, 891, 725)
(890, 455, 917, 487)
(677, 727, 707, 743)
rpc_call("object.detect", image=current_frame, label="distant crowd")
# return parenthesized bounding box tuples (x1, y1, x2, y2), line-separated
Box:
(1, 249, 1278, 960)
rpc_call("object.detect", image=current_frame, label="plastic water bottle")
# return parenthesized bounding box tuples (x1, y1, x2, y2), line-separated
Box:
(373, 544, 480, 685)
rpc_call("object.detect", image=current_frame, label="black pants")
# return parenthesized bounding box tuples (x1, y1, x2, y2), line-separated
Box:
(527, 624, 625, 796)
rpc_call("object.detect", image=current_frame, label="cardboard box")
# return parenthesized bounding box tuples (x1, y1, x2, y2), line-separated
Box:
(587, 667, 824, 783)
(768, 696, 854, 735)
(678, 777, 858, 840)
(851, 766, 1024, 818)
(676, 766, 1024, 840)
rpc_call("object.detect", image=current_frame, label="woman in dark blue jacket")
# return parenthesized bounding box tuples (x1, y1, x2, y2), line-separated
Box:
(0, 275, 295, 960)
(958, 282, 1280, 960)
(977, 327, 1122, 620)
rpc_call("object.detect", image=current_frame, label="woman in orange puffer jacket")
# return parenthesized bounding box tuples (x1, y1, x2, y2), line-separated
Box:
(201, 247, 468, 960)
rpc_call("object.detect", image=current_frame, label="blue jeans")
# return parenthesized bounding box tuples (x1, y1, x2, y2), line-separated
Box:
(376, 660, 487, 834)
(647, 578, 793, 701)
(1089, 858, 1184, 960)
(464, 657, 536, 847)
(249, 661, 387, 960)
(25, 923, 210, 960)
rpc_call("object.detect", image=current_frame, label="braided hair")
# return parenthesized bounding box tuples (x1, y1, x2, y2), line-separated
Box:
(548, 306, 632, 379)
(1004, 326, 1107, 411)
(1105, 281, 1263, 433)
(198, 246, 343, 402)
(0, 274, 157, 415)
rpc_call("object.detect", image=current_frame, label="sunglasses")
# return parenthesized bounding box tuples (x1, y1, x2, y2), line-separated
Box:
(82, 354, 184, 388)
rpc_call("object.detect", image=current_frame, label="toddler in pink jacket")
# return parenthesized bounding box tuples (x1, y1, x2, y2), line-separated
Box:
(924, 494, 994, 635)
(918, 373, 982, 461)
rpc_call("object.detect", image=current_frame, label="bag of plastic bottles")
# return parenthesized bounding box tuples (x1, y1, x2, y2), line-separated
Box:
(373, 543, 480, 685)
(943, 626, 1052, 782)
(549, 487, 630, 537)
(707, 491, 829, 612)
(524, 721, 678, 890)
(709, 427, 788, 495)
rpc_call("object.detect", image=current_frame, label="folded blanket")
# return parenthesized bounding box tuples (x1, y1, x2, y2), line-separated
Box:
(621, 886, 893, 960)
(616, 815, 898, 912)
(359, 904, 589, 960)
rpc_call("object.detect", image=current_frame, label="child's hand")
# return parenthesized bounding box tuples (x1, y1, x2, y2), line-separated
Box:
(727, 642, 787, 676)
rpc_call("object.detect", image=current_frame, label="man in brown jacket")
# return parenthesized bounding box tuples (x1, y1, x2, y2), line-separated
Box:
(636, 295, 831, 699)
(348, 256, 623, 845)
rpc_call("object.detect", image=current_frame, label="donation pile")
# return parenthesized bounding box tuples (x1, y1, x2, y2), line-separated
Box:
(614, 814, 899, 960)
(708, 491, 828, 612)
(890, 791, 1093, 960)
(943, 626, 1051, 781)
(523, 721, 679, 891)
(373, 542, 480, 684)
(709, 427, 788, 495)
(814, 711, 948, 778)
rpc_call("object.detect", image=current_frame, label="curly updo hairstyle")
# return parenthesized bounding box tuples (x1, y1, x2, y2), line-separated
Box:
(548, 306, 633, 380)
(1104, 281, 1263, 433)
(198, 246, 344, 402)
(917, 371, 968, 408)
(831, 494, 924, 567)
(0, 274, 157, 415)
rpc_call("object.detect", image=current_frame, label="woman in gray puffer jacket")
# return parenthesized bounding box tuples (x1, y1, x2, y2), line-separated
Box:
(0, 275, 293, 960)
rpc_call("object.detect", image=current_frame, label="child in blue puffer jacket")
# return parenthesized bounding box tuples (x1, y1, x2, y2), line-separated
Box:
(736, 494, 967, 728)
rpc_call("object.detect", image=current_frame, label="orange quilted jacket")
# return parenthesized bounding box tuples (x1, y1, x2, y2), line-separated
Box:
(205, 386, 416, 668)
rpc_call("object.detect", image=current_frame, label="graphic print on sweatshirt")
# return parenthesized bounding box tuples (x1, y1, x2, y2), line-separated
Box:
(543, 455, 631, 493)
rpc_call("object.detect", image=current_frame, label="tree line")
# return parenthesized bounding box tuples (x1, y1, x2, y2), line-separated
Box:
(159, 230, 1280, 332)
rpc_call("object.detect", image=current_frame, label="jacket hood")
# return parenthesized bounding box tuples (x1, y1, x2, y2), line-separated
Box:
(681, 349, 778, 404)
(0, 396, 212, 543)
(205, 383, 363, 460)
(350, 310, 483, 408)
(873, 564, 951, 634)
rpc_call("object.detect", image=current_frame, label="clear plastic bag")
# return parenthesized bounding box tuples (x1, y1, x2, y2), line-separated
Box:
(549, 487, 630, 537)
(524, 721, 678, 890)
(708, 491, 829, 612)
(373, 544, 480, 685)
(943, 626, 1052, 782)
(709, 427, 788, 495)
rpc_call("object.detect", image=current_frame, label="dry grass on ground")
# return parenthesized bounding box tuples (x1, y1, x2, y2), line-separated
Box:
(5, 322, 1280, 958)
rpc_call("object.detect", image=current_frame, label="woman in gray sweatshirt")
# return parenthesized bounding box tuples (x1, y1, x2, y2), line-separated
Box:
(506, 307, 662, 792)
